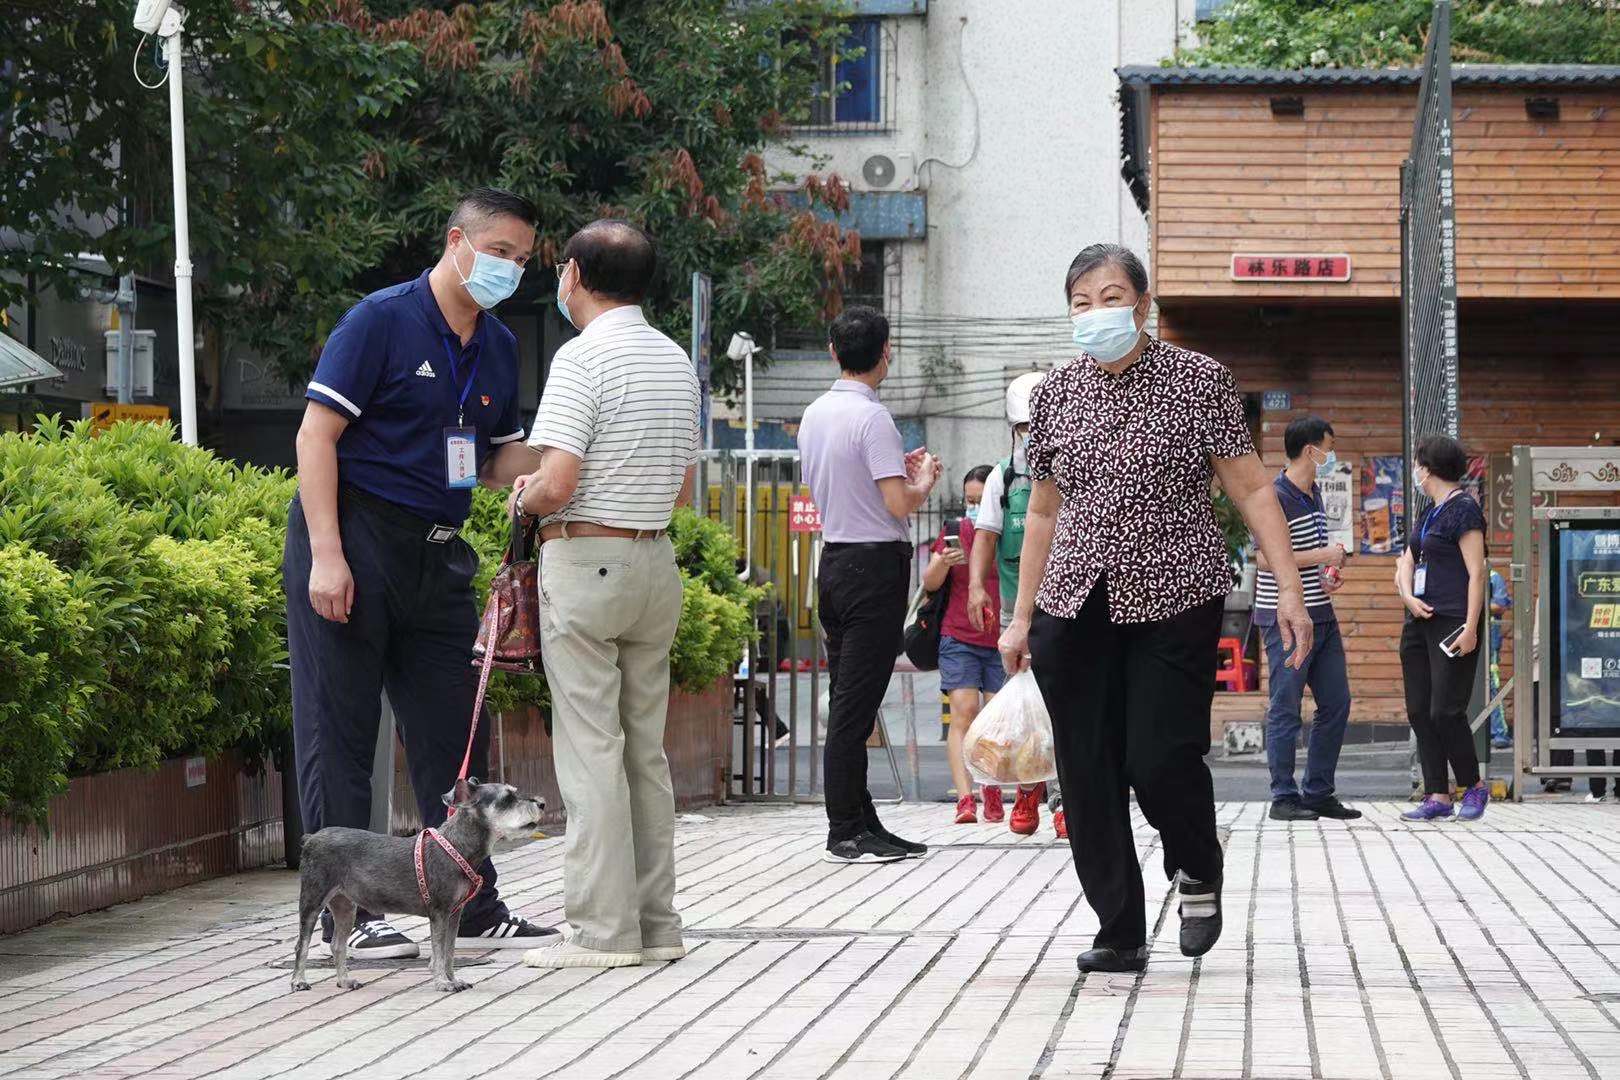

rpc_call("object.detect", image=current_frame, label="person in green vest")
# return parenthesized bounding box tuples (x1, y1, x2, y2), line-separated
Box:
(968, 372, 1064, 838)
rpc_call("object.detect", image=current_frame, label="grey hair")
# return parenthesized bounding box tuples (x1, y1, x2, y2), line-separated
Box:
(1064, 243, 1149, 301)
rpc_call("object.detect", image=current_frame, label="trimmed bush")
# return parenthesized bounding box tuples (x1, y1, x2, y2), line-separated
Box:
(1, 419, 755, 822)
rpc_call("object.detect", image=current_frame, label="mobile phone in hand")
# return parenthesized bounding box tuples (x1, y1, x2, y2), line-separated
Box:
(1439, 623, 1466, 658)
(943, 518, 963, 547)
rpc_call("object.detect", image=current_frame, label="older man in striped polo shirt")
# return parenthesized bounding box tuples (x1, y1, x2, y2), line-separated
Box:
(510, 220, 702, 969)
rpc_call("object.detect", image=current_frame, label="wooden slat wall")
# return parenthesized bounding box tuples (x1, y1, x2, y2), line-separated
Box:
(1151, 87, 1620, 300)
(1160, 301, 1620, 724)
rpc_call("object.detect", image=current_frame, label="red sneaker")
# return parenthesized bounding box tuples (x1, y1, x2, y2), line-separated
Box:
(1010, 784, 1043, 835)
(981, 785, 1005, 823)
(1053, 809, 1067, 839)
(954, 794, 977, 824)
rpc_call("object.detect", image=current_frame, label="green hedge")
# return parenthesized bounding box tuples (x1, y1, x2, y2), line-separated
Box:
(0, 418, 756, 824)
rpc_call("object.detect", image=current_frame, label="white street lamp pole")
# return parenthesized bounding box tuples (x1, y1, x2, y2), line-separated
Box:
(133, 0, 199, 444)
(164, 24, 198, 445)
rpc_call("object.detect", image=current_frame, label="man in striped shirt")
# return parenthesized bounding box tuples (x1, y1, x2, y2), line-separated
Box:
(510, 220, 701, 969)
(1253, 416, 1358, 822)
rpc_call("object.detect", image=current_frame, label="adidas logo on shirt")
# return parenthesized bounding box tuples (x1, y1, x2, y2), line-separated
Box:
(415, 361, 436, 378)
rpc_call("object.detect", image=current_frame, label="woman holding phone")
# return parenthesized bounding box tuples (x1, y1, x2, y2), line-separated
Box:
(923, 465, 1013, 825)
(1396, 434, 1491, 822)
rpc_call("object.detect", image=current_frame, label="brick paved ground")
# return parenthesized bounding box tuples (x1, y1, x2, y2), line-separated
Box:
(3, 800, 1620, 1080)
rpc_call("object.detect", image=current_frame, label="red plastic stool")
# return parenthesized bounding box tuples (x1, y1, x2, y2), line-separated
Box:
(1215, 636, 1256, 692)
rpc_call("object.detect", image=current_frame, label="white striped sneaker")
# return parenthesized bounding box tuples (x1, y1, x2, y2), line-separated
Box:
(311, 917, 419, 961)
(455, 911, 559, 950)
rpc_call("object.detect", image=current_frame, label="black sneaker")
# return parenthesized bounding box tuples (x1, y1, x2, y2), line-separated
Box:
(1303, 796, 1363, 820)
(314, 913, 419, 960)
(1269, 797, 1320, 822)
(456, 910, 560, 950)
(871, 825, 928, 859)
(822, 831, 907, 864)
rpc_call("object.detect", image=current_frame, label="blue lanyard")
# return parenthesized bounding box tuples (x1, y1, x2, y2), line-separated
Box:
(441, 336, 481, 426)
(1417, 489, 1463, 554)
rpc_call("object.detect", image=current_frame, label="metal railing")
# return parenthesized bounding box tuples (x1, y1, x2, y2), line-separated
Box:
(698, 449, 947, 801)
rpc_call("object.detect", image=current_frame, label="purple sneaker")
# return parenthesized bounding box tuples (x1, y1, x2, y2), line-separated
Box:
(1401, 797, 1455, 822)
(1458, 784, 1490, 821)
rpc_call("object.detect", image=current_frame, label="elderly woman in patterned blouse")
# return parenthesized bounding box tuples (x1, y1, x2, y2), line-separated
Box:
(998, 243, 1314, 976)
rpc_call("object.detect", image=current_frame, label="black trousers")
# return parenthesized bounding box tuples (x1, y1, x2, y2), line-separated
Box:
(283, 490, 500, 923)
(1029, 577, 1224, 952)
(1399, 615, 1482, 794)
(817, 541, 910, 845)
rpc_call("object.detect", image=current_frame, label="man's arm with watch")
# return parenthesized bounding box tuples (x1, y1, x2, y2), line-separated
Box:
(508, 447, 582, 519)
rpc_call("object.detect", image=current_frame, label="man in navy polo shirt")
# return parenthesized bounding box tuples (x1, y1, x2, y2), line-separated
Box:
(284, 187, 552, 959)
(1253, 416, 1359, 823)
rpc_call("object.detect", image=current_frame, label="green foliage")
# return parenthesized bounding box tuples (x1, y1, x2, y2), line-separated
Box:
(1212, 489, 1252, 573)
(0, 422, 752, 822)
(8, 0, 859, 388)
(1180, 0, 1620, 68)
(0, 547, 98, 825)
(4, 1, 418, 367)
(0, 418, 295, 823)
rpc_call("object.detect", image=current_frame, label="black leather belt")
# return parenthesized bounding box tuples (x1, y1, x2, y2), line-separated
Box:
(341, 485, 461, 544)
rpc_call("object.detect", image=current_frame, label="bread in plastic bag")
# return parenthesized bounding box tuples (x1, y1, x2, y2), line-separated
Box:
(961, 669, 1057, 786)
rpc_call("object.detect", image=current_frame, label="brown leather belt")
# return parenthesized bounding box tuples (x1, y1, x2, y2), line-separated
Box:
(538, 521, 666, 543)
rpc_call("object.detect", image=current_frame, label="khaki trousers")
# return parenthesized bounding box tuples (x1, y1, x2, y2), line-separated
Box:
(539, 535, 685, 953)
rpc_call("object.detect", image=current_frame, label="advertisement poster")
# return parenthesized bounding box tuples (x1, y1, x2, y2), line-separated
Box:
(1554, 521, 1620, 733)
(1318, 461, 1355, 552)
(1359, 456, 1405, 555)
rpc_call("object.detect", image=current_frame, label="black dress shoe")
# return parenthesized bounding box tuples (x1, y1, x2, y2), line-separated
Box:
(1177, 872, 1222, 958)
(1269, 798, 1319, 822)
(1303, 796, 1363, 820)
(1077, 946, 1148, 973)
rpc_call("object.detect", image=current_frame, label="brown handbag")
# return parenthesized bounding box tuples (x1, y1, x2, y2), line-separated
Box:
(472, 510, 542, 674)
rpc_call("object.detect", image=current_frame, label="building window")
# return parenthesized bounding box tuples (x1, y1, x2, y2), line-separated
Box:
(798, 19, 894, 134)
(1196, 0, 1234, 21)
(774, 241, 886, 351)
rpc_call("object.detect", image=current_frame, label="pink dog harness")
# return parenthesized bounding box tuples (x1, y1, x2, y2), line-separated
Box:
(414, 827, 484, 915)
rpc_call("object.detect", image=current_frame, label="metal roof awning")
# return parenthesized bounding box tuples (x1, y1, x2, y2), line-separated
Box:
(0, 332, 65, 391)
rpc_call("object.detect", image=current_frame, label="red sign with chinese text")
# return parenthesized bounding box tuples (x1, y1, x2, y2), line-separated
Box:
(1230, 254, 1352, 282)
(789, 496, 822, 533)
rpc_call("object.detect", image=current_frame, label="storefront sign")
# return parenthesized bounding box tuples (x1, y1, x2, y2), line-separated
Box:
(1360, 456, 1405, 555)
(1553, 520, 1620, 734)
(222, 350, 307, 410)
(1230, 254, 1352, 282)
(789, 496, 822, 533)
(89, 402, 170, 432)
(1318, 461, 1355, 552)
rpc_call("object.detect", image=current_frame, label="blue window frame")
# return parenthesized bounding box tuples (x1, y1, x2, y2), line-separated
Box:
(806, 18, 885, 130)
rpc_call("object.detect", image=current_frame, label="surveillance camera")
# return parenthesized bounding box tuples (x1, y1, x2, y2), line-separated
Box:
(133, 0, 173, 35)
(726, 332, 757, 363)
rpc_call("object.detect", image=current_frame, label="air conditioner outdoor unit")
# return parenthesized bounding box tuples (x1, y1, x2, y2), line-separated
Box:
(860, 151, 916, 192)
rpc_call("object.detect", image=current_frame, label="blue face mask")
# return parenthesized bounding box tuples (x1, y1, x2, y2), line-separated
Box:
(1312, 448, 1338, 473)
(1071, 305, 1142, 364)
(555, 263, 578, 328)
(965, 504, 980, 523)
(454, 240, 523, 310)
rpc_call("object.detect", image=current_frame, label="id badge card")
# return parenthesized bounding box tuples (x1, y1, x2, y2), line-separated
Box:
(1412, 562, 1428, 598)
(444, 426, 478, 490)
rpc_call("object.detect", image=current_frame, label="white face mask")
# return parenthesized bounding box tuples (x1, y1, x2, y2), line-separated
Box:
(1070, 305, 1142, 364)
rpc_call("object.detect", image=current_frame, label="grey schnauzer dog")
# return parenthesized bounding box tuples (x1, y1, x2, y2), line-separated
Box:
(291, 778, 544, 993)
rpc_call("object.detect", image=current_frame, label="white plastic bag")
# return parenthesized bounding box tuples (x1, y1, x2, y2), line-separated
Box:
(961, 669, 1057, 786)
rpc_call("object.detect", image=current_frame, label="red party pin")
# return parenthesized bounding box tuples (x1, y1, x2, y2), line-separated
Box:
(480, 395, 491, 406)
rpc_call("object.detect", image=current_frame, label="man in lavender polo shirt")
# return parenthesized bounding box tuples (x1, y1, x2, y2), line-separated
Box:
(798, 305, 941, 864)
